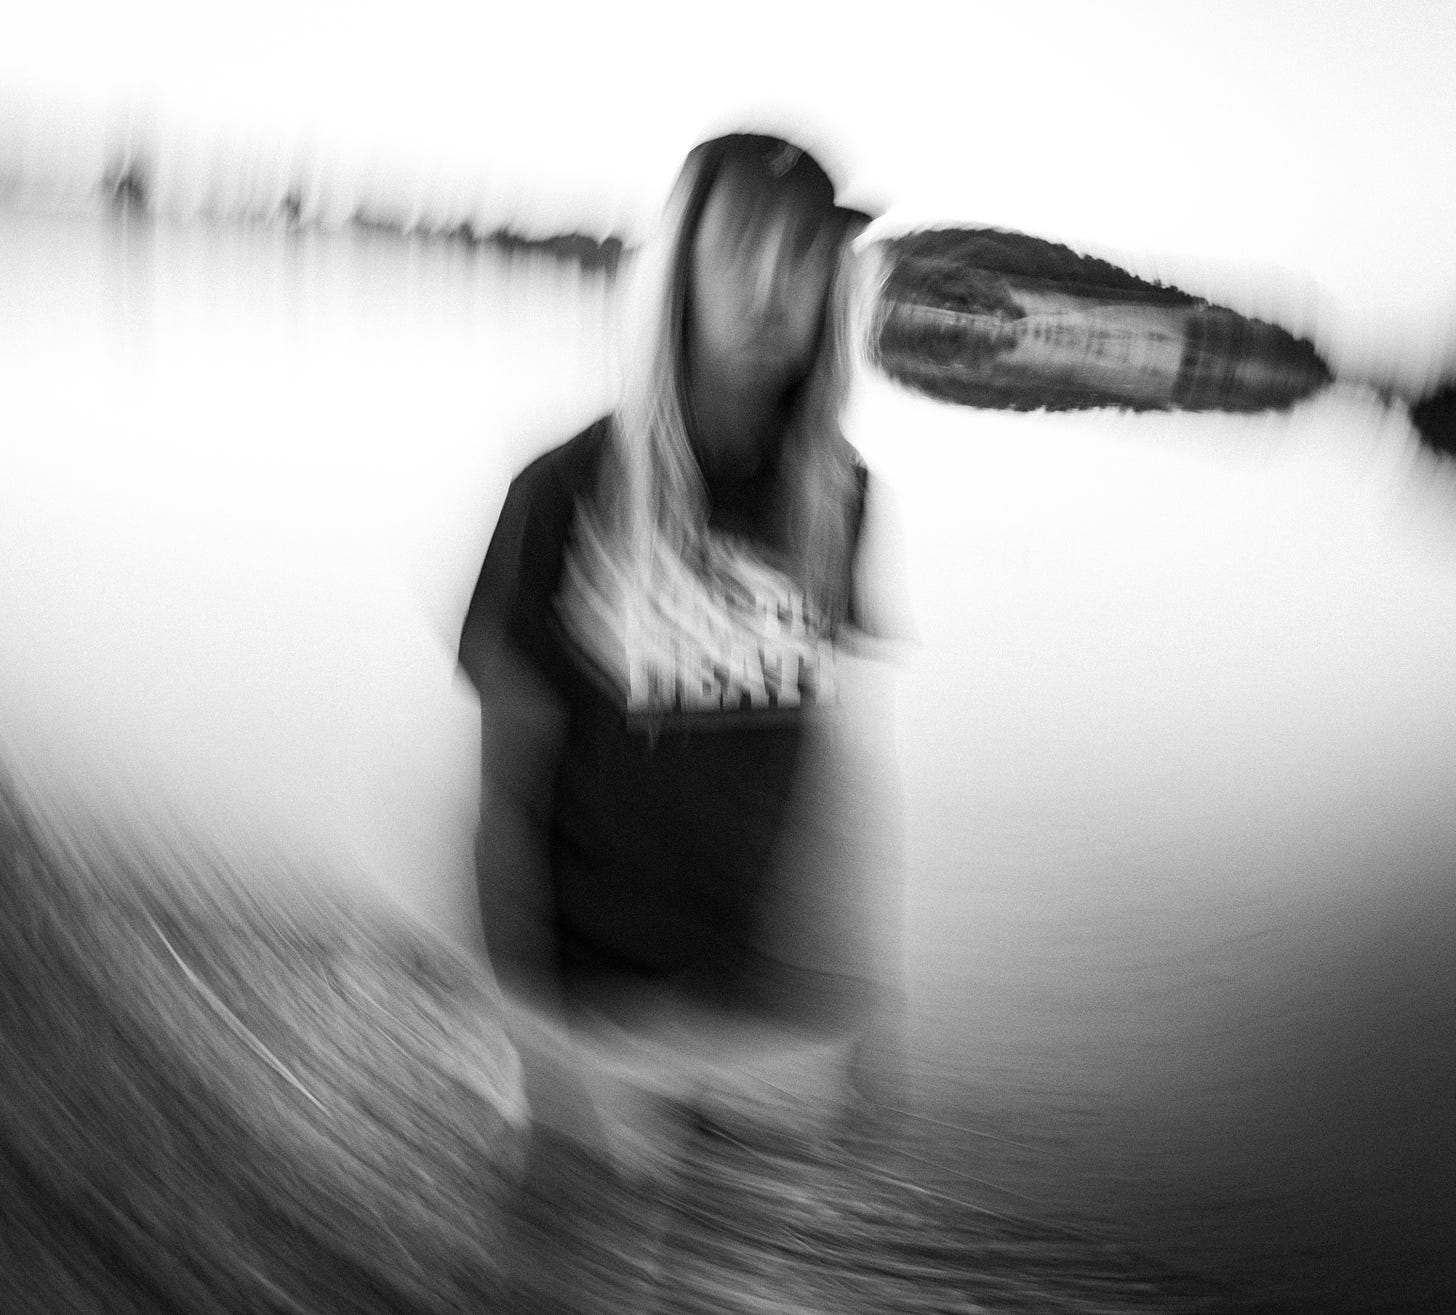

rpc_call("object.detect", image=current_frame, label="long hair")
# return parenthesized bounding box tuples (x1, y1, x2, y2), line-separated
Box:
(596, 133, 875, 630)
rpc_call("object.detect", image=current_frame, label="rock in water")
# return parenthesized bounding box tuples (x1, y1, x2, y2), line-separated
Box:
(1410, 379, 1456, 459)
(872, 227, 1331, 414)
(0, 766, 527, 1315)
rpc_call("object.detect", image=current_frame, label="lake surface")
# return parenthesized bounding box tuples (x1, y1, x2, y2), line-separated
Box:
(3, 209, 1454, 1311)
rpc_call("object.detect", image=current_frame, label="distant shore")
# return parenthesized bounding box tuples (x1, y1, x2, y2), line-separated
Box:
(0, 158, 635, 274)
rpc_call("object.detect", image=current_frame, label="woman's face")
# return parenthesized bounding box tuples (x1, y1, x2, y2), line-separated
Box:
(685, 171, 841, 393)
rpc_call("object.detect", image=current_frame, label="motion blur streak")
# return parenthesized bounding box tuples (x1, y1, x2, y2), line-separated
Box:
(0, 760, 527, 1315)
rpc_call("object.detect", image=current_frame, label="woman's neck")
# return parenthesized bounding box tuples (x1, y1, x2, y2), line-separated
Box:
(685, 357, 794, 483)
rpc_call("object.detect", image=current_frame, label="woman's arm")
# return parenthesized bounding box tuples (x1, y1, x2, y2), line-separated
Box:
(474, 645, 643, 1153)
(458, 458, 574, 1020)
(461, 435, 673, 1168)
(473, 643, 568, 1020)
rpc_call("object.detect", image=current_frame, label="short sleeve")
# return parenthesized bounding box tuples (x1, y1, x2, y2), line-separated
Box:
(458, 459, 575, 696)
(844, 467, 916, 649)
(844, 463, 872, 634)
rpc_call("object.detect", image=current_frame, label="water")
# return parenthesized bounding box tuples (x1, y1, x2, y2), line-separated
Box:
(3, 209, 1455, 1310)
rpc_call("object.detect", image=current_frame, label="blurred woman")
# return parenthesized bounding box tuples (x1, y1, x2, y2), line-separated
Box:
(458, 130, 899, 1178)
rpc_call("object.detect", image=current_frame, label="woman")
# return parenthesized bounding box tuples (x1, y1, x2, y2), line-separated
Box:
(458, 130, 899, 1177)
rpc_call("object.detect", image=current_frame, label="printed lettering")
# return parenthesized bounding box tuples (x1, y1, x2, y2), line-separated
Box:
(777, 650, 802, 708)
(685, 652, 719, 710)
(814, 643, 837, 702)
(725, 645, 767, 710)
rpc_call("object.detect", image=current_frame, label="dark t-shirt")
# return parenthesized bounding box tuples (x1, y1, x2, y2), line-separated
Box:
(459, 416, 870, 1007)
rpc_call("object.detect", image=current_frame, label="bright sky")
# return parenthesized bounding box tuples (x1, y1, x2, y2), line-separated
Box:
(4, 0, 1455, 346)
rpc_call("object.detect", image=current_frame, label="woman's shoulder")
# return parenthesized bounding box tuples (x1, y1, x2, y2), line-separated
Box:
(512, 414, 614, 499)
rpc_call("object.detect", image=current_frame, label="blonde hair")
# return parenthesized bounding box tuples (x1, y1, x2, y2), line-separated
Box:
(597, 134, 875, 630)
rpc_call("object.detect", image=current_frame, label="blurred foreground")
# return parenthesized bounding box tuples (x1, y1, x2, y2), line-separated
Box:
(0, 765, 527, 1314)
(1, 764, 1224, 1315)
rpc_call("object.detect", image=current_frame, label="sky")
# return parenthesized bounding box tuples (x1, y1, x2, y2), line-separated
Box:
(4, 0, 1456, 380)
